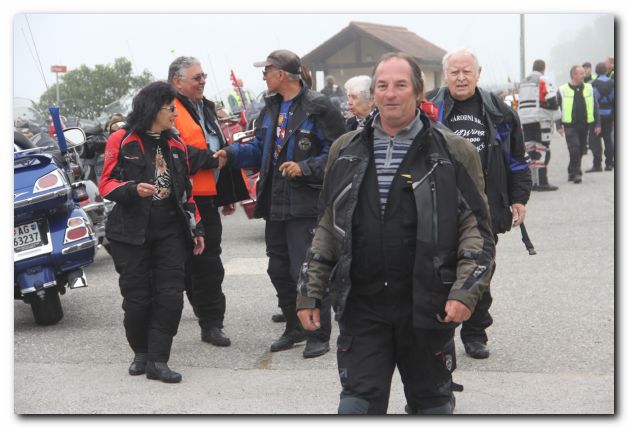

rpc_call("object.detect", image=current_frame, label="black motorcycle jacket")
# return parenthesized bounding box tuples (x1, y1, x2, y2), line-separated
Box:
(428, 87, 532, 234)
(296, 112, 495, 329)
(99, 129, 202, 246)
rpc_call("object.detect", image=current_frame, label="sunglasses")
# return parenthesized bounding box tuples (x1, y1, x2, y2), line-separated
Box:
(189, 72, 207, 82)
(262, 67, 280, 77)
(161, 105, 177, 113)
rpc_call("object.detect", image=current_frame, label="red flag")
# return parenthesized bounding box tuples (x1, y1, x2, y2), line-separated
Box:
(230, 69, 238, 87)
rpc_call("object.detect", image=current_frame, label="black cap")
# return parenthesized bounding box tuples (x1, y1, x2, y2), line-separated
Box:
(253, 49, 302, 75)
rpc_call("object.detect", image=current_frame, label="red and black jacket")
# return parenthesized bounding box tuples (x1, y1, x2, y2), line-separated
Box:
(99, 128, 202, 246)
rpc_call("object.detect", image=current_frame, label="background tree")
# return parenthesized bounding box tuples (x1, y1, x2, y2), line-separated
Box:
(549, 15, 614, 85)
(35, 57, 153, 121)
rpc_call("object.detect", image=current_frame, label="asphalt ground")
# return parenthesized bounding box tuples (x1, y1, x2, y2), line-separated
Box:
(10, 133, 618, 421)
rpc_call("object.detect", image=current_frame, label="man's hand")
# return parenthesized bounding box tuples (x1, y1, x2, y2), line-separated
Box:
(221, 203, 236, 216)
(557, 126, 565, 137)
(193, 236, 205, 256)
(511, 203, 526, 227)
(137, 182, 156, 198)
(297, 308, 321, 331)
(443, 300, 472, 323)
(213, 149, 228, 170)
(278, 161, 302, 178)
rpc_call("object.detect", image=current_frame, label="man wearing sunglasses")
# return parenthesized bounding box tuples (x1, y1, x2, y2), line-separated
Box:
(168, 56, 249, 348)
(214, 49, 346, 358)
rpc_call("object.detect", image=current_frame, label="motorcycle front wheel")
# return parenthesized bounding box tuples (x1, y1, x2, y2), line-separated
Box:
(29, 288, 64, 326)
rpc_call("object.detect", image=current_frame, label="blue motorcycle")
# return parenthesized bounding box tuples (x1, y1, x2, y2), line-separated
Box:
(14, 108, 97, 326)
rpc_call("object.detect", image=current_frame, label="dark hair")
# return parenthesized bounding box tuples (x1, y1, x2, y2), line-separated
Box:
(371, 52, 424, 97)
(569, 65, 581, 78)
(125, 81, 176, 133)
(532, 59, 545, 73)
(582, 62, 592, 68)
(595, 62, 608, 76)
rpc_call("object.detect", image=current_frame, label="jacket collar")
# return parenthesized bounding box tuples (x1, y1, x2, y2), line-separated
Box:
(437, 86, 503, 121)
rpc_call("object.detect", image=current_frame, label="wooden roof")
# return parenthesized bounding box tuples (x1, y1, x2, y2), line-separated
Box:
(302, 21, 447, 65)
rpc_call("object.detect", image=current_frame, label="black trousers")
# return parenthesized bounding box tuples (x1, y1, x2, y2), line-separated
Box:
(337, 287, 454, 414)
(185, 196, 226, 329)
(265, 218, 332, 341)
(590, 117, 615, 168)
(109, 202, 188, 362)
(565, 124, 590, 177)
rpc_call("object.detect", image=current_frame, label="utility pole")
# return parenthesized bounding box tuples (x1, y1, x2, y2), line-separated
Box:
(50, 65, 67, 106)
(520, 14, 526, 81)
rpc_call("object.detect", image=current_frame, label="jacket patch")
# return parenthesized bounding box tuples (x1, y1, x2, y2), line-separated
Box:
(298, 139, 312, 151)
(472, 265, 487, 278)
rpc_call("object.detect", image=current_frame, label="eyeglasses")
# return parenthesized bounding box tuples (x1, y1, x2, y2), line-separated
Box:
(161, 105, 177, 113)
(189, 72, 207, 82)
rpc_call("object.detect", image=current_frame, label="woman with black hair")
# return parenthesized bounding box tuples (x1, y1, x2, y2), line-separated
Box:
(99, 81, 205, 383)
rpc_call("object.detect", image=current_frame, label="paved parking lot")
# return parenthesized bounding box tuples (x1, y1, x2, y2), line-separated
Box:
(13, 134, 615, 415)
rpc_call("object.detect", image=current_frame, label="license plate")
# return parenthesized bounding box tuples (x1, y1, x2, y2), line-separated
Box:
(14, 221, 43, 252)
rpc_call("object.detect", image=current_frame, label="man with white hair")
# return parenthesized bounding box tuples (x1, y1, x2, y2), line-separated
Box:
(344, 75, 374, 130)
(428, 48, 531, 361)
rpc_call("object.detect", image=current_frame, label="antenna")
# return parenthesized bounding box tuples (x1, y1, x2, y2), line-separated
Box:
(206, 54, 224, 104)
(21, 27, 48, 90)
(24, 15, 49, 92)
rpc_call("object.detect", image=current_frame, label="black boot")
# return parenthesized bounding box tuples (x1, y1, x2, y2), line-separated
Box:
(270, 306, 306, 352)
(303, 337, 330, 358)
(128, 353, 147, 376)
(271, 312, 286, 323)
(145, 361, 182, 383)
(533, 167, 558, 191)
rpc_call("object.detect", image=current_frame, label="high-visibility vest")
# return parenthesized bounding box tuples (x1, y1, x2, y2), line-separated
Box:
(559, 83, 594, 124)
(230, 89, 253, 108)
(173, 98, 217, 196)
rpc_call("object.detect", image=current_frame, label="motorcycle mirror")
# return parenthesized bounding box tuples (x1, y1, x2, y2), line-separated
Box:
(63, 127, 87, 147)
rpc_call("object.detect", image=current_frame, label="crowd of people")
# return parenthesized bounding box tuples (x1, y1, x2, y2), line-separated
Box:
(86, 46, 614, 413)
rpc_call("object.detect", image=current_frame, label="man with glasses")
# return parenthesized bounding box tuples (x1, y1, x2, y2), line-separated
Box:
(168, 56, 248, 348)
(214, 49, 346, 358)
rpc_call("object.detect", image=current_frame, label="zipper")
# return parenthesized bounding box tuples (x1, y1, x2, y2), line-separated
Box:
(332, 182, 353, 237)
(336, 154, 360, 163)
(411, 158, 452, 246)
(385, 138, 394, 167)
(431, 178, 438, 246)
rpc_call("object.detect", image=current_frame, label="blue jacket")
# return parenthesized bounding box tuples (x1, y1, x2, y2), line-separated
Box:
(227, 86, 346, 220)
(428, 87, 531, 234)
(592, 75, 615, 119)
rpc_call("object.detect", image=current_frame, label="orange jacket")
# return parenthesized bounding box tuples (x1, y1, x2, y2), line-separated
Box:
(174, 97, 217, 196)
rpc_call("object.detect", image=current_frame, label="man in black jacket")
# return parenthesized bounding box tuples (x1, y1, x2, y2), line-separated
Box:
(215, 50, 346, 358)
(428, 48, 532, 360)
(296, 52, 495, 414)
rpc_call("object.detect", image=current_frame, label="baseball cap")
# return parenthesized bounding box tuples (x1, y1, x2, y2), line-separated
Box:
(253, 49, 302, 75)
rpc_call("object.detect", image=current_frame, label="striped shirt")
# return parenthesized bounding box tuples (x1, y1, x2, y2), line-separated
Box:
(372, 111, 423, 215)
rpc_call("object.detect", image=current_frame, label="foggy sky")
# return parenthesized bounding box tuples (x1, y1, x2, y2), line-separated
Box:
(13, 12, 613, 108)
